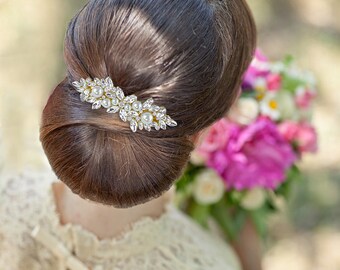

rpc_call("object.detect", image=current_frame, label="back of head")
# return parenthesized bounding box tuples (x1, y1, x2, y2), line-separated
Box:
(40, 0, 256, 208)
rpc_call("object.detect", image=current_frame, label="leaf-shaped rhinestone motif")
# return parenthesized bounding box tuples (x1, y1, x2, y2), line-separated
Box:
(72, 77, 177, 132)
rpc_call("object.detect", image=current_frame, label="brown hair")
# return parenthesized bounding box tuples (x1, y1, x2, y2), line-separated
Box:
(40, 0, 256, 208)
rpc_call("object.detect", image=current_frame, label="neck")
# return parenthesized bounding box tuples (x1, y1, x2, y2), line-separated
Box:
(53, 181, 174, 239)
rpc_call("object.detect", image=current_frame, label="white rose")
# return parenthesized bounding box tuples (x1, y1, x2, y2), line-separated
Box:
(193, 169, 225, 205)
(190, 150, 206, 166)
(229, 97, 259, 125)
(240, 188, 266, 210)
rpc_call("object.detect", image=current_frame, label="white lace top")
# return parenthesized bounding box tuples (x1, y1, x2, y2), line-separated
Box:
(0, 170, 240, 270)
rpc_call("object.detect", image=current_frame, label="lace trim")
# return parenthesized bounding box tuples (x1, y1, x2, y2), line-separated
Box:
(0, 169, 241, 270)
(45, 183, 182, 260)
(46, 181, 176, 240)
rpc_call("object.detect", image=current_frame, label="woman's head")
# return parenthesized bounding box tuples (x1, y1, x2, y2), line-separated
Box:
(40, 0, 256, 208)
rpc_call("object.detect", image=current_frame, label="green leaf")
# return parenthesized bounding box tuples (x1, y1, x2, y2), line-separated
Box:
(176, 173, 192, 192)
(249, 208, 268, 238)
(210, 198, 246, 240)
(228, 190, 244, 204)
(176, 163, 201, 192)
(233, 209, 247, 234)
(188, 201, 211, 228)
(281, 74, 304, 92)
(276, 165, 301, 199)
(241, 91, 257, 98)
(265, 198, 279, 212)
(283, 55, 294, 66)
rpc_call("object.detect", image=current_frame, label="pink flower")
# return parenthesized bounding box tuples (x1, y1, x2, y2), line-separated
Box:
(198, 118, 297, 190)
(295, 87, 316, 109)
(242, 49, 271, 90)
(253, 49, 269, 64)
(279, 121, 318, 154)
(267, 73, 282, 91)
(197, 119, 232, 160)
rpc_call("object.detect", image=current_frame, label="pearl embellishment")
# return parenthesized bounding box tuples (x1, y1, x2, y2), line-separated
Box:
(132, 101, 143, 112)
(141, 112, 154, 125)
(72, 77, 177, 132)
(92, 86, 104, 98)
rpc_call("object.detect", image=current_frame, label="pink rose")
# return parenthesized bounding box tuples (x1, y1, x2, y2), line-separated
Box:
(197, 119, 232, 159)
(279, 121, 318, 154)
(198, 118, 297, 190)
(295, 87, 316, 109)
(267, 73, 282, 91)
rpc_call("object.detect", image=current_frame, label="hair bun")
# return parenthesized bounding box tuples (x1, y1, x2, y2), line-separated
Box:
(41, 81, 194, 207)
(40, 0, 256, 207)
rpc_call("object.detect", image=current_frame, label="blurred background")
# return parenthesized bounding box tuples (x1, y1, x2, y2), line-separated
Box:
(0, 0, 339, 269)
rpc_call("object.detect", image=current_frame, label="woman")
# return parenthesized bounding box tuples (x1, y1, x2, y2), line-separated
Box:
(0, 0, 256, 269)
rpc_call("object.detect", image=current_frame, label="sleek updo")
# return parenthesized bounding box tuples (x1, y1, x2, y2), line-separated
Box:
(40, 0, 256, 208)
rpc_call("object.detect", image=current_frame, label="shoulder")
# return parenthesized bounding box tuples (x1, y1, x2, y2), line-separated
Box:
(164, 206, 241, 270)
(0, 168, 57, 245)
(117, 205, 241, 270)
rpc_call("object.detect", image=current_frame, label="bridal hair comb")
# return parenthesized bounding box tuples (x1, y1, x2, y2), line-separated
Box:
(72, 77, 177, 132)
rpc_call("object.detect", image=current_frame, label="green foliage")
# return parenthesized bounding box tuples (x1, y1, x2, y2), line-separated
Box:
(249, 208, 268, 238)
(283, 55, 294, 66)
(176, 164, 302, 241)
(176, 163, 203, 192)
(276, 165, 301, 199)
(211, 197, 247, 240)
(188, 200, 211, 228)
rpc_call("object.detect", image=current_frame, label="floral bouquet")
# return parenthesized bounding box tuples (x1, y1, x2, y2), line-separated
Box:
(175, 49, 318, 239)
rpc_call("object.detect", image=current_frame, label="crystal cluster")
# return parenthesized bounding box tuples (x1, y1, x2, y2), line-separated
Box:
(72, 77, 177, 132)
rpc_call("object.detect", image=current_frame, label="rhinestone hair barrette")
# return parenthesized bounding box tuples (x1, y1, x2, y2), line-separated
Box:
(72, 77, 177, 132)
